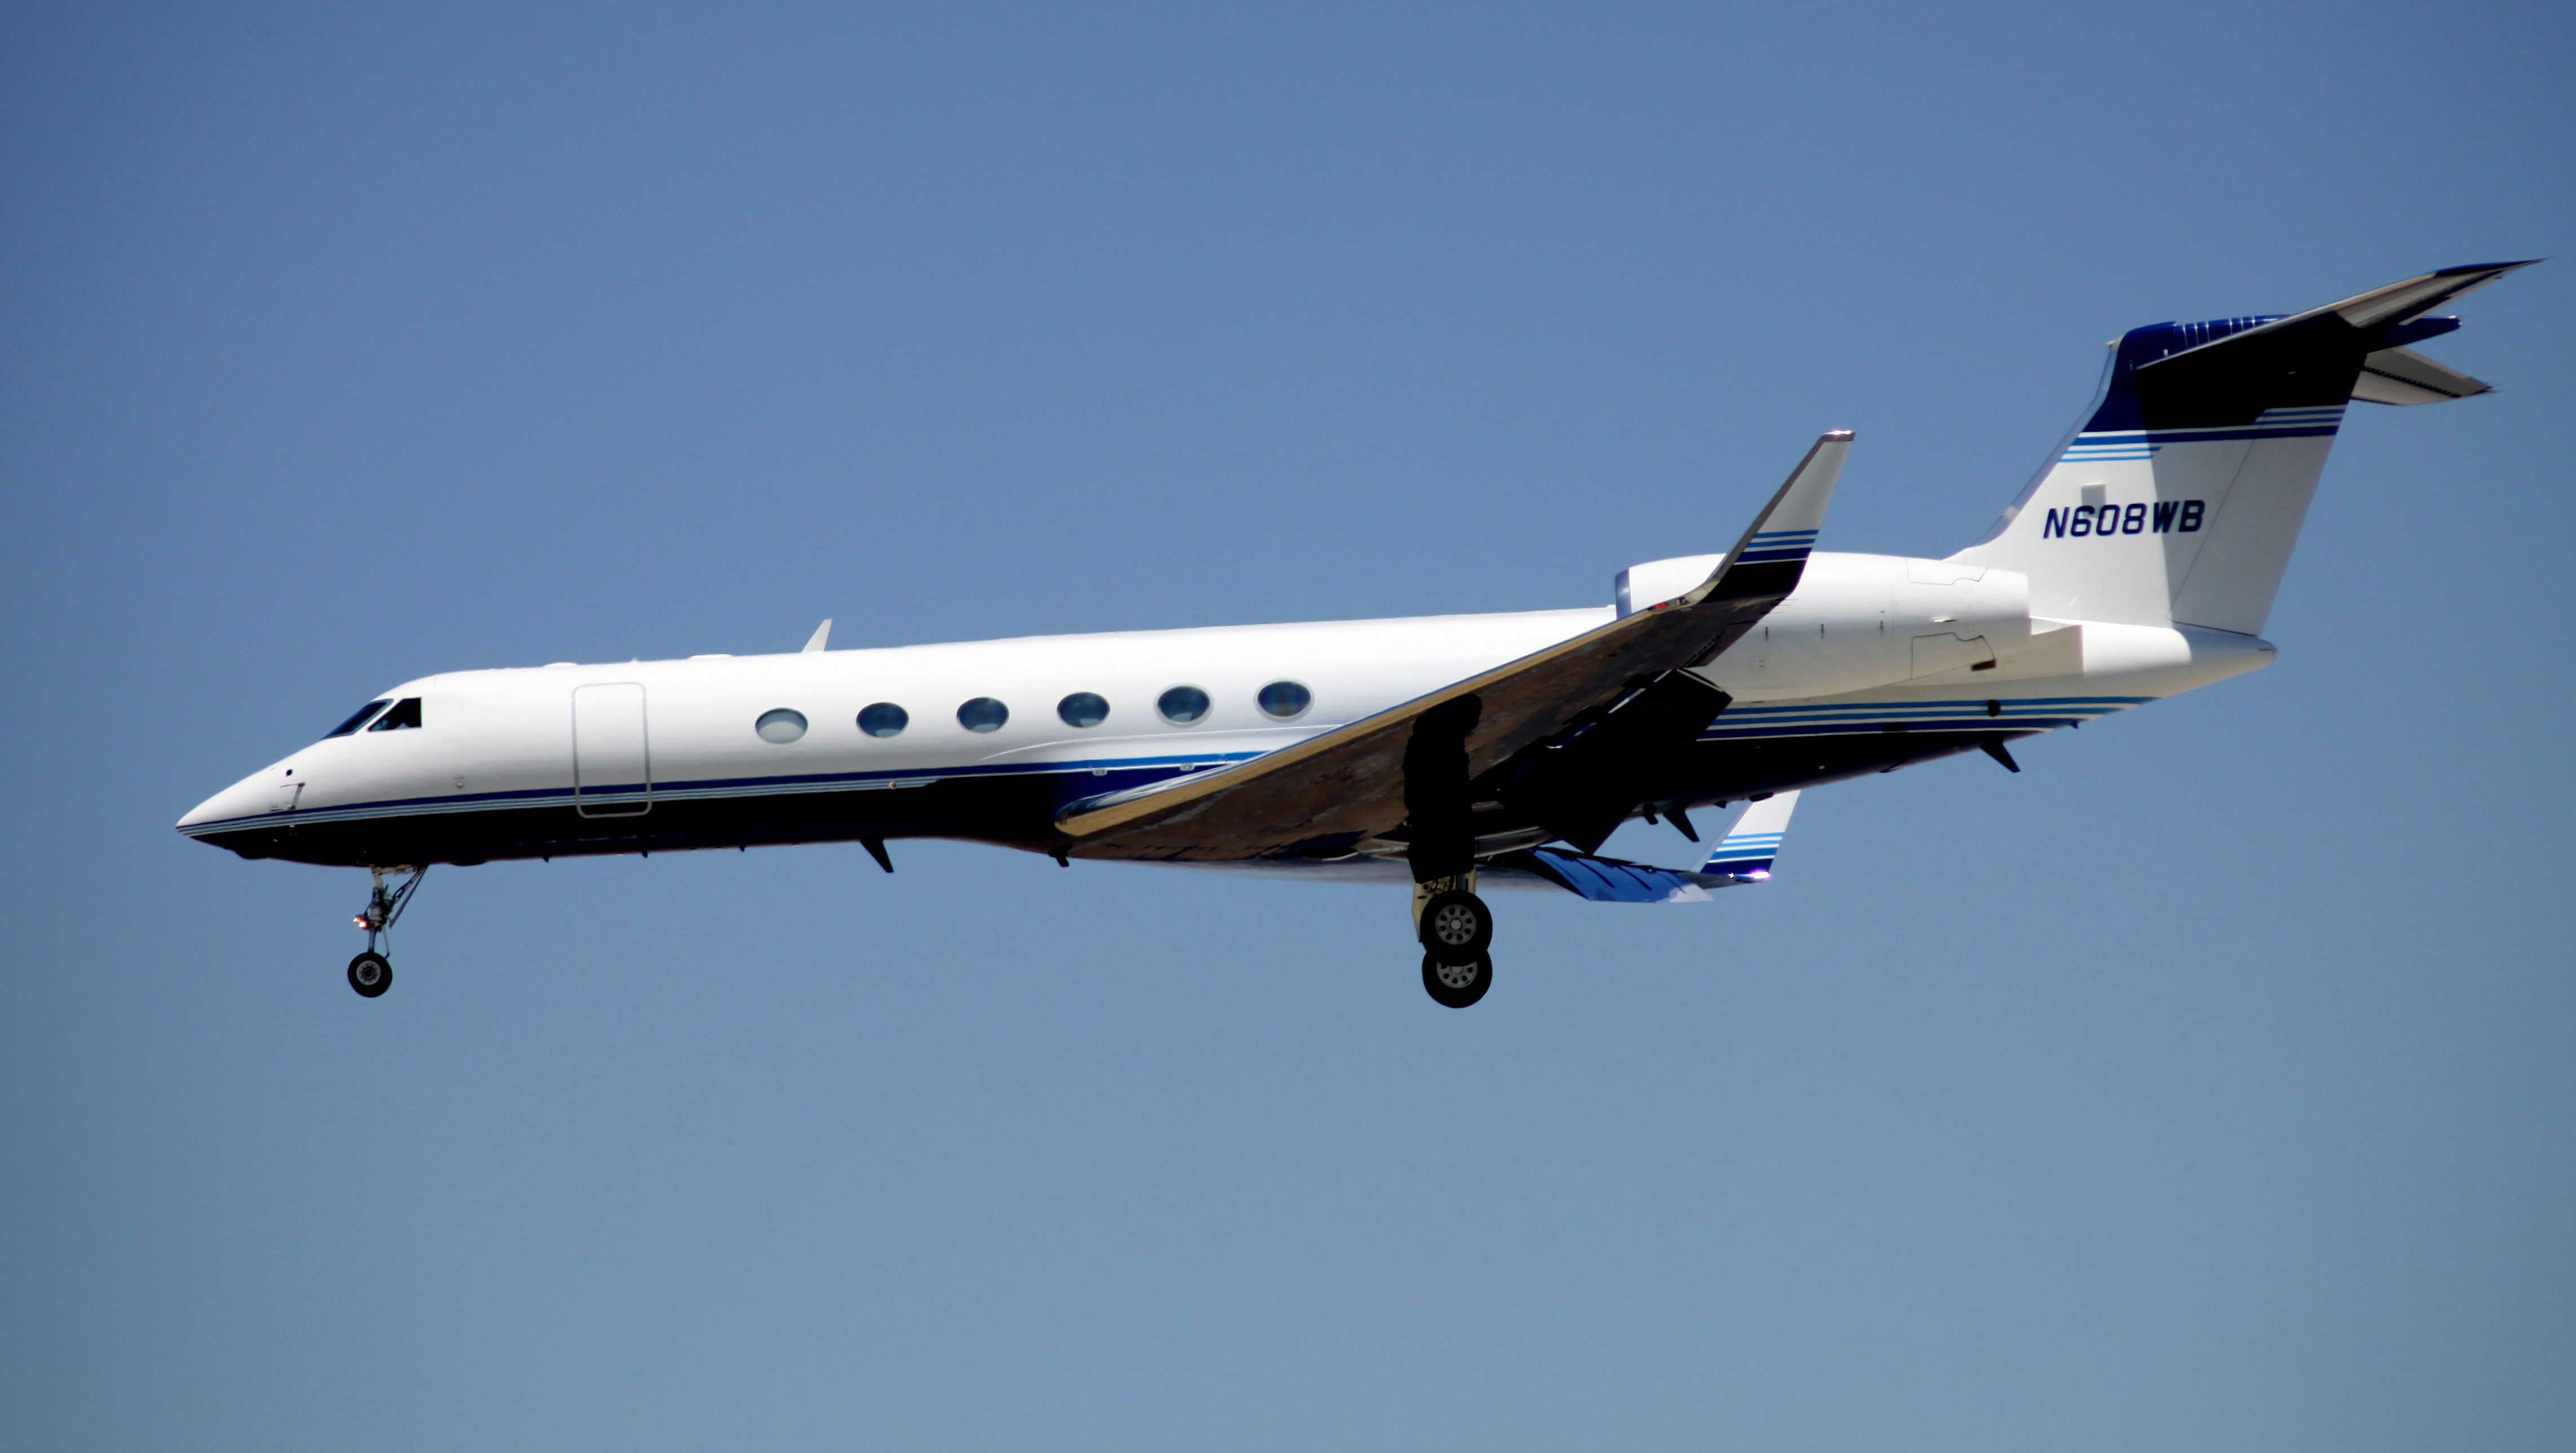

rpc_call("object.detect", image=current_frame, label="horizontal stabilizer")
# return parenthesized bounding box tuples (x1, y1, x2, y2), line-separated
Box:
(2121, 259, 2535, 425)
(2304, 259, 2538, 332)
(2353, 345, 2493, 404)
(1701, 789, 1801, 880)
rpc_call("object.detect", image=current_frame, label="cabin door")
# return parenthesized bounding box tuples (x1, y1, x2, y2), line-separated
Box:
(572, 683, 652, 817)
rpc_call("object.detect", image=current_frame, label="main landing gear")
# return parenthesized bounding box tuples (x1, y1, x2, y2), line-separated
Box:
(347, 865, 426, 998)
(1414, 881, 1496, 1010)
(1418, 888, 1495, 960)
(1421, 947, 1494, 1009)
(1405, 694, 1498, 1009)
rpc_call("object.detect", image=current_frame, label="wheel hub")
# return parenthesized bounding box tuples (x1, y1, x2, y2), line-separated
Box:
(1430, 904, 1480, 946)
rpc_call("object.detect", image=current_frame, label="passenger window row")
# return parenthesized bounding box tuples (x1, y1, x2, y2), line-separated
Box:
(753, 681, 1313, 744)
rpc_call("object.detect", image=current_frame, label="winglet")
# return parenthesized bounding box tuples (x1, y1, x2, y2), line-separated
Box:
(1678, 432, 1850, 610)
(1700, 790, 1801, 881)
(802, 619, 832, 653)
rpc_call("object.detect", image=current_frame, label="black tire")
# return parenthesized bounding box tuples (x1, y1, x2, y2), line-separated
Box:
(1416, 888, 1493, 964)
(1422, 952, 1493, 1009)
(347, 952, 392, 998)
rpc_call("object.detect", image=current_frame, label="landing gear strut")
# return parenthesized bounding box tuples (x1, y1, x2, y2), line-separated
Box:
(348, 865, 425, 998)
(1404, 695, 1499, 1008)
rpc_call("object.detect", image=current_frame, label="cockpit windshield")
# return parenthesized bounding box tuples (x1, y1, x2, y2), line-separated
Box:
(368, 698, 422, 732)
(325, 700, 392, 738)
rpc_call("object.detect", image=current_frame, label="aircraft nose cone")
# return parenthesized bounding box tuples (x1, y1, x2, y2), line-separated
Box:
(177, 787, 237, 834)
(178, 763, 302, 840)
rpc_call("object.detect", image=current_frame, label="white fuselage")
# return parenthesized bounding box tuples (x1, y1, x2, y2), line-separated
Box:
(178, 551, 2274, 868)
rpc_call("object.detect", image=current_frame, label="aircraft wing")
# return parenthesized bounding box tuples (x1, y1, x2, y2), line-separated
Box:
(1481, 789, 1807, 902)
(1058, 434, 1849, 862)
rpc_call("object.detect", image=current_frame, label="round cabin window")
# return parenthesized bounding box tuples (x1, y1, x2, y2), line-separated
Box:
(756, 708, 808, 744)
(1256, 680, 1312, 719)
(858, 702, 909, 738)
(1057, 692, 1109, 728)
(956, 697, 1009, 733)
(1157, 685, 1210, 724)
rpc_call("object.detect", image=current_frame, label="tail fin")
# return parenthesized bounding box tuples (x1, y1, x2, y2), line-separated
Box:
(1951, 261, 2534, 633)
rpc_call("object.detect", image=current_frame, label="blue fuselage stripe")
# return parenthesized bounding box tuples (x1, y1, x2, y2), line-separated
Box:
(2067, 423, 2339, 451)
(182, 698, 2156, 838)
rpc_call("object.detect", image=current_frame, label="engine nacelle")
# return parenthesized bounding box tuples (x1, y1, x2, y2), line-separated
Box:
(1616, 551, 2031, 702)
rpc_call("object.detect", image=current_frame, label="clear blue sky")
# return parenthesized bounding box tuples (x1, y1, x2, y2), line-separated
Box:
(5, 3, 2570, 1448)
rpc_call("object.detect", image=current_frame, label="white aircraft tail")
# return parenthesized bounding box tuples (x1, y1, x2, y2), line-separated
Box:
(1949, 262, 2533, 633)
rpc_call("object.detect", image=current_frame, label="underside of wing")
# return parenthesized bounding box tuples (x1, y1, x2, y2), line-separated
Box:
(1058, 433, 1850, 862)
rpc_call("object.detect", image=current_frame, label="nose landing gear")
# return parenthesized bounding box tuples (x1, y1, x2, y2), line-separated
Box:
(348, 951, 392, 997)
(347, 866, 425, 998)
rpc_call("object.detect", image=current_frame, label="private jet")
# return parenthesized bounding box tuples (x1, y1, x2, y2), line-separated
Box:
(180, 261, 2530, 1006)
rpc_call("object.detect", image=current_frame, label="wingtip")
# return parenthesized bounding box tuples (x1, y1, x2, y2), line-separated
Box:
(1823, 429, 1855, 441)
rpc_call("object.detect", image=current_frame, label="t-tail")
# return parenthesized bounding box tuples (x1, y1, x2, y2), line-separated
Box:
(1949, 261, 2535, 633)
